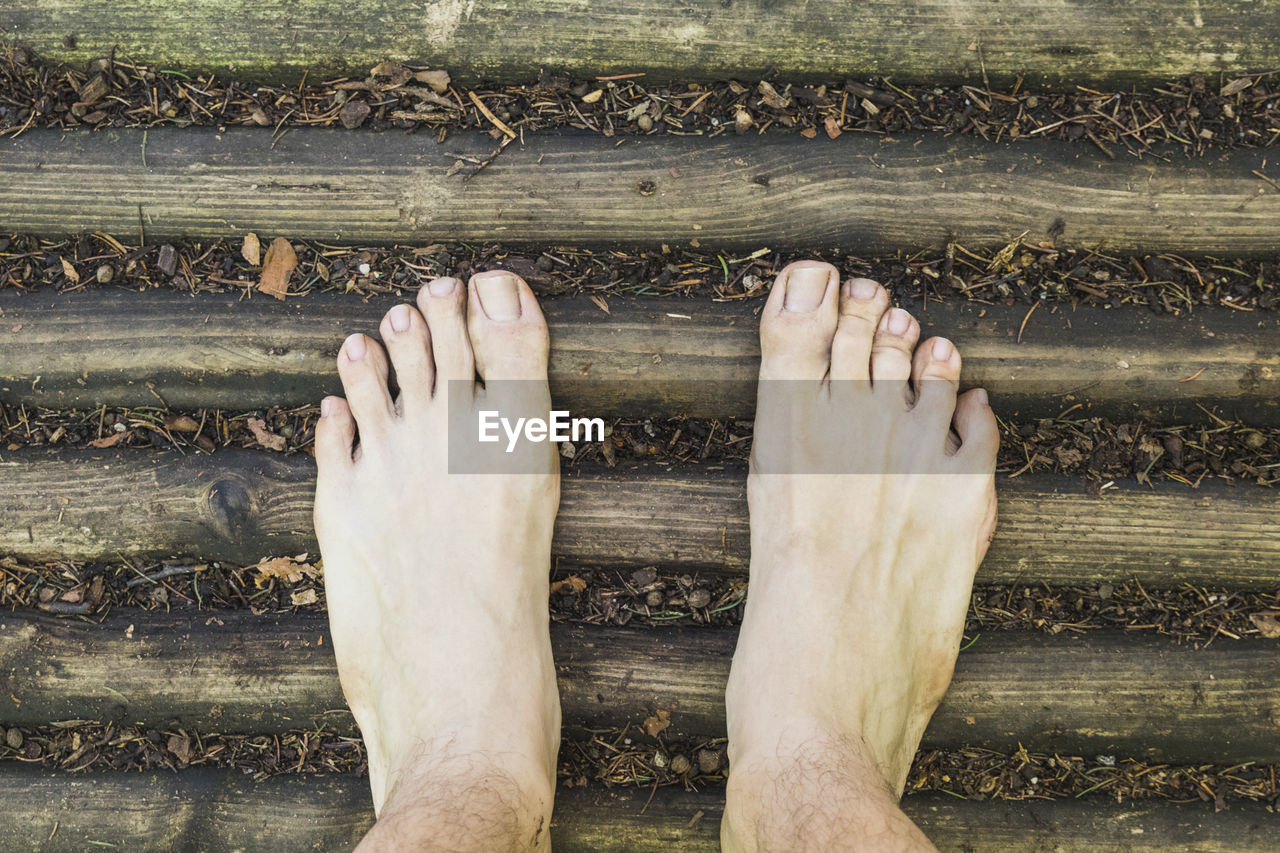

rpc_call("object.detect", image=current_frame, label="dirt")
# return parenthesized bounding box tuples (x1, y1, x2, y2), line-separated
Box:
(2, 48, 1277, 161)
(0, 720, 1274, 811)
(2, 233, 1277, 311)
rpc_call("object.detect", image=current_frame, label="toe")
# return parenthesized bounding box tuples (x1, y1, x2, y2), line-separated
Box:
(379, 303, 435, 414)
(314, 395, 356, 469)
(416, 276, 475, 386)
(951, 388, 1000, 466)
(830, 277, 890, 382)
(870, 307, 920, 399)
(336, 333, 395, 432)
(910, 336, 961, 417)
(467, 270, 550, 382)
(758, 260, 840, 381)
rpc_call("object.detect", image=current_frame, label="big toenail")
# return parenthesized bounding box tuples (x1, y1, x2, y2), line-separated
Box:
(344, 334, 366, 360)
(320, 397, 333, 417)
(849, 278, 878, 300)
(974, 388, 989, 405)
(784, 265, 829, 312)
(475, 272, 522, 321)
(932, 338, 953, 360)
(428, 277, 458, 297)
(388, 304, 412, 333)
(886, 308, 911, 336)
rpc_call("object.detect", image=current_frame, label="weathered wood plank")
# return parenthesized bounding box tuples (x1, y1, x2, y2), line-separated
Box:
(0, 767, 1273, 852)
(4, 1, 1279, 87)
(1, 290, 1276, 423)
(3, 611, 1279, 763)
(2, 449, 1277, 587)
(3, 129, 1280, 254)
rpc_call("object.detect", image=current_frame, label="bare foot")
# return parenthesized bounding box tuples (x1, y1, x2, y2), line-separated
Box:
(314, 271, 560, 851)
(722, 261, 999, 851)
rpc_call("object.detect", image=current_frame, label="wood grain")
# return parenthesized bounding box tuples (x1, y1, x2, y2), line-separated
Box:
(2, 767, 1272, 851)
(4, 1, 1279, 87)
(1, 289, 1275, 423)
(3, 611, 1279, 763)
(2, 449, 1277, 587)
(3, 129, 1280, 254)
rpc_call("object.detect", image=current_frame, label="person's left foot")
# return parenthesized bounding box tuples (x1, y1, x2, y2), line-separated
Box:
(314, 271, 560, 848)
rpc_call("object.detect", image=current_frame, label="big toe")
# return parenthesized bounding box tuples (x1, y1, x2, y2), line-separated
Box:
(466, 270, 551, 383)
(758, 261, 840, 381)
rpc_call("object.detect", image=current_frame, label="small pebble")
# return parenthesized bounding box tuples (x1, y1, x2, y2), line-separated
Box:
(96, 264, 114, 284)
(670, 754, 692, 775)
(687, 589, 712, 609)
(645, 590, 664, 607)
(357, 262, 372, 275)
(637, 114, 653, 131)
(4, 728, 22, 749)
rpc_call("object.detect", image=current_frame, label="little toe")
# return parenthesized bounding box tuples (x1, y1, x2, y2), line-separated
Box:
(910, 336, 962, 418)
(336, 333, 395, 433)
(314, 395, 356, 469)
(830, 277, 890, 382)
(467, 270, 550, 382)
(758, 260, 840, 381)
(869, 306, 920, 399)
(416, 276, 475, 387)
(378, 303, 434, 414)
(951, 388, 1000, 466)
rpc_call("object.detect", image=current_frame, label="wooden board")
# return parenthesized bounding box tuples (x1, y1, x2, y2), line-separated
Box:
(2, 448, 1277, 587)
(1, 290, 1276, 424)
(3, 611, 1279, 763)
(4, 1, 1279, 87)
(3, 129, 1280, 254)
(0, 767, 1274, 851)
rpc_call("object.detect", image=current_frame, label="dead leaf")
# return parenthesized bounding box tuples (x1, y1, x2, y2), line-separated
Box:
(643, 709, 671, 738)
(60, 258, 80, 284)
(800, 127, 818, 139)
(1220, 77, 1253, 97)
(1250, 611, 1280, 638)
(88, 433, 124, 449)
(167, 734, 191, 763)
(252, 556, 320, 587)
(339, 99, 371, 128)
(164, 414, 201, 433)
(589, 294, 610, 314)
(246, 417, 287, 451)
(757, 80, 789, 109)
(370, 61, 414, 87)
(257, 237, 297, 300)
(550, 575, 588, 596)
(241, 233, 261, 266)
(414, 69, 451, 93)
(290, 588, 319, 606)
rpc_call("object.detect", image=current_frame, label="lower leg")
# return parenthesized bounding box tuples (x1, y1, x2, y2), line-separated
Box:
(723, 262, 998, 852)
(314, 272, 561, 852)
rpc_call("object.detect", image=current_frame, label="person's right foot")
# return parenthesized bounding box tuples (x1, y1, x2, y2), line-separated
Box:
(723, 261, 999, 850)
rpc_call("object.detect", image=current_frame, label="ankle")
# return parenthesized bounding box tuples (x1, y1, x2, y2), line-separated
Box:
(366, 746, 554, 852)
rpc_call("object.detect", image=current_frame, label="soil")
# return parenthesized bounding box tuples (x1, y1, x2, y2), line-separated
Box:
(0, 720, 1275, 810)
(2, 48, 1277, 161)
(2, 233, 1277, 311)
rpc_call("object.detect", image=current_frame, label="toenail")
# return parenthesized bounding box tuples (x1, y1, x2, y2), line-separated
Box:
(974, 388, 989, 405)
(474, 272, 522, 321)
(320, 397, 333, 418)
(885, 308, 911, 336)
(388, 304, 412, 333)
(783, 265, 829, 312)
(932, 338, 953, 360)
(428, 277, 458, 297)
(849, 278, 879, 301)
(344, 334, 366, 360)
